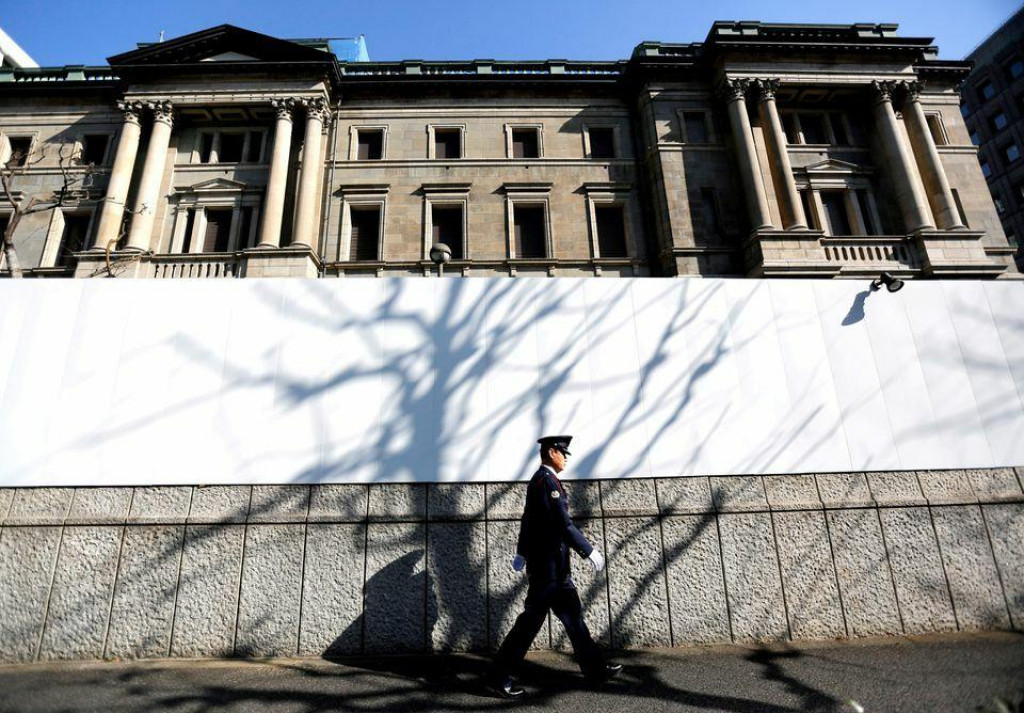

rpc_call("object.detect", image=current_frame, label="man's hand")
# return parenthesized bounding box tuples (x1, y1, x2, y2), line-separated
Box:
(512, 554, 526, 572)
(587, 549, 605, 573)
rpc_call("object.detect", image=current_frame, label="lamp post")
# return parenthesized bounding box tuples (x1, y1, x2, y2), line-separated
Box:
(429, 242, 452, 277)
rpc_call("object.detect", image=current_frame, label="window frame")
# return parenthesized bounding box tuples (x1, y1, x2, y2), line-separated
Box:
(349, 125, 388, 161)
(421, 183, 472, 263)
(76, 131, 114, 167)
(582, 123, 619, 159)
(677, 110, 715, 145)
(338, 186, 389, 263)
(582, 182, 635, 261)
(1, 132, 39, 167)
(978, 80, 997, 102)
(168, 180, 263, 254)
(190, 129, 267, 165)
(427, 124, 466, 160)
(40, 208, 96, 268)
(504, 123, 544, 160)
(924, 112, 949, 146)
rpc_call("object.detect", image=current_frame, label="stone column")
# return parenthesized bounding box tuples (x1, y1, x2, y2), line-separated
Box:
(901, 81, 965, 230)
(125, 101, 174, 252)
(257, 99, 295, 248)
(754, 79, 806, 230)
(291, 97, 329, 249)
(871, 80, 933, 233)
(91, 101, 143, 250)
(720, 78, 773, 231)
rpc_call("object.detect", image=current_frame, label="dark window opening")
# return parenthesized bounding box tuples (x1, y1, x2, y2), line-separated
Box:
(799, 190, 817, 230)
(855, 190, 876, 235)
(830, 115, 849, 145)
(1006, 143, 1021, 164)
(199, 134, 215, 163)
(979, 81, 996, 102)
(800, 114, 828, 145)
(700, 188, 723, 238)
(683, 112, 709, 144)
(513, 204, 546, 258)
(349, 207, 381, 261)
(181, 208, 196, 253)
(595, 205, 628, 257)
(218, 134, 244, 163)
(782, 114, 799, 144)
(245, 132, 264, 163)
(820, 191, 851, 236)
(1009, 58, 1024, 79)
(0, 215, 9, 247)
(588, 127, 615, 159)
(201, 209, 233, 252)
(357, 130, 384, 160)
(7, 137, 31, 167)
(434, 129, 461, 159)
(511, 128, 540, 159)
(991, 112, 1009, 132)
(80, 135, 109, 166)
(431, 205, 464, 260)
(237, 206, 255, 250)
(57, 214, 91, 268)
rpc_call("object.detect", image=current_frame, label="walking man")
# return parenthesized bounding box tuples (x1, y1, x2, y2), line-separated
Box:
(488, 435, 621, 698)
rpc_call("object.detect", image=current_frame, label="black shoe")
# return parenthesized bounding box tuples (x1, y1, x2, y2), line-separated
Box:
(589, 663, 622, 685)
(489, 676, 525, 699)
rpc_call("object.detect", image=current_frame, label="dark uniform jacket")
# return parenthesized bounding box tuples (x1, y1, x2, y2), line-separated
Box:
(516, 465, 593, 585)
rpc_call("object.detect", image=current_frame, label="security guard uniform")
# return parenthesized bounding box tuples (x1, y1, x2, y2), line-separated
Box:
(491, 436, 607, 683)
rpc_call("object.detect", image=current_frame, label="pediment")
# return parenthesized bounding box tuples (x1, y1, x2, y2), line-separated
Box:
(803, 158, 864, 173)
(108, 25, 330, 66)
(185, 178, 248, 192)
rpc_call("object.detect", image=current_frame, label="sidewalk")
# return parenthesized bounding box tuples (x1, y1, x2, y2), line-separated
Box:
(1, 632, 1021, 712)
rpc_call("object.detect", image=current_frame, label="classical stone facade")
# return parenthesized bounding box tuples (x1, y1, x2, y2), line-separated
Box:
(0, 22, 1016, 280)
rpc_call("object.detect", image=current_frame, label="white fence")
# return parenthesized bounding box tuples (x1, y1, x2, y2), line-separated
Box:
(0, 278, 1022, 486)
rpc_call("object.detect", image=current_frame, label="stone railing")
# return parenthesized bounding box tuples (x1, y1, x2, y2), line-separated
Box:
(1, 468, 1020, 663)
(821, 236, 922, 269)
(149, 253, 243, 279)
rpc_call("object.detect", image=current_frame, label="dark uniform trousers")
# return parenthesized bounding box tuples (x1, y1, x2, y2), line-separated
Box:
(492, 465, 606, 680)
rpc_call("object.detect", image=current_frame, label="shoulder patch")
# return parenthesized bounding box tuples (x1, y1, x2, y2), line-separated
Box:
(550, 490, 560, 499)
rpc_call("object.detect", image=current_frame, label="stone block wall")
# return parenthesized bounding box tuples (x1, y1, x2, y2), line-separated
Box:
(0, 468, 1021, 663)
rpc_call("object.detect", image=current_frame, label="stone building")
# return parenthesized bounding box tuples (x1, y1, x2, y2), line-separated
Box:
(0, 21, 1015, 280)
(962, 6, 1024, 271)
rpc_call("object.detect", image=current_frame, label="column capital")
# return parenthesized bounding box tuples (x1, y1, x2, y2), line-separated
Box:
(752, 78, 781, 101)
(716, 78, 751, 103)
(870, 79, 899, 104)
(299, 96, 330, 122)
(145, 100, 174, 127)
(116, 100, 144, 125)
(271, 97, 296, 121)
(901, 80, 926, 102)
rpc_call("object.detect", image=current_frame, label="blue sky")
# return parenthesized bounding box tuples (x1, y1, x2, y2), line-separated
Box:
(4, 0, 1020, 66)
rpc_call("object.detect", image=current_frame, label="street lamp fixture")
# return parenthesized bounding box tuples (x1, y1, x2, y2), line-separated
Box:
(429, 242, 452, 277)
(871, 272, 904, 293)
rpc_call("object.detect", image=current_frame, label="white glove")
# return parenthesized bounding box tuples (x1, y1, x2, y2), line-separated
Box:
(511, 554, 526, 572)
(587, 549, 605, 573)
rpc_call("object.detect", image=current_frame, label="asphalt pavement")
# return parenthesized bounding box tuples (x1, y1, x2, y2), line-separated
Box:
(1, 632, 1021, 713)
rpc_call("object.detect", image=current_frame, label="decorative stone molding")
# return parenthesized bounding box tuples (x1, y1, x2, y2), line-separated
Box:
(870, 79, 898, 104)
(716, 77, 750, 102)
(116, 100, 145, 125)
(752, 77, 781, 101)
(299, 97, 330, 122)
(271, 97, 295, 121)
(901, 80, 925, 102)
(146, 100, 174, 127)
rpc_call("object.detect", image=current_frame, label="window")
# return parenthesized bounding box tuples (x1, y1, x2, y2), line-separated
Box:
(237, 206, 256, 250)
(56, 213, 91, 268)
(433, 128, 462, 159)
(1010, 58, 1024, 80)
(799, 190, 817, 230)
(1005, 143, 1021, 163)
(587, 127, 616, 159)
(513, 204, 547, 258)
(782, 114, 799, 144)
(925, 114, 947, 145)
(6, 136, 31, 167)
(855, 190, 876, 235)
(820, 191, 852, 236)
(995, 196, 1006, 214)
(981, 160, 992, 178)
(511, 128, 540, 159)
(682, 112, 709, 144)
(951, 188, 969, 228)
(991, 112, 1009, 132)
(830, 115, 849, 145)
(201, 209, 233, 252)
(594, 205, 628, 257)
(349, 206, 381, 261)
(357, 129, 384, 160)
(800, 114, 828, 145)
(960, 103, 972, 119)
(217, 133, 244, 164)
(430, 205, 464, 260)
(79, 134, 109, 166)
(970, 130, 981, 146)
(699, 188, 723, 238)
(195, 130, 264, 164)
(979, 81, 996, 102)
